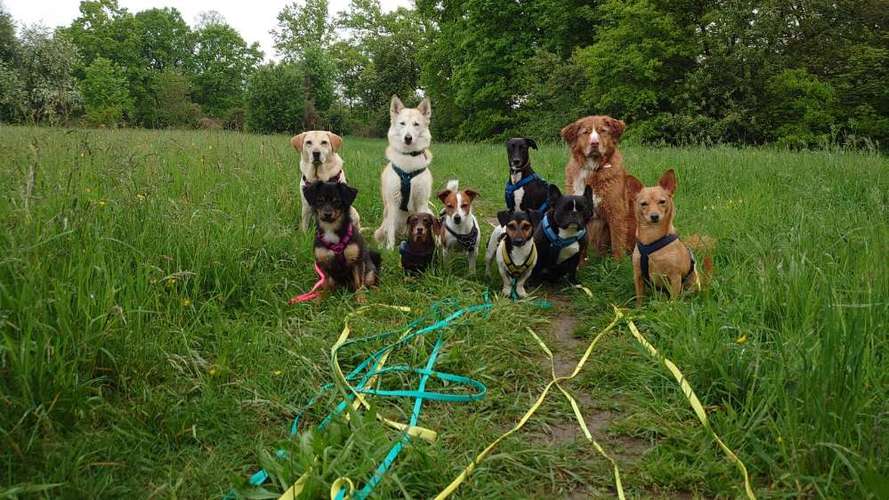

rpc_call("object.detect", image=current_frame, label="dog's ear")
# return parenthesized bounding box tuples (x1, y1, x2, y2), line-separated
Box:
(496, 210, 511, 227)
(290, 132, 306, 152)
(337, 182, 359, 207)
(582, 185, 594, 205)
(437, 189, 451, 204)
(303, 180, 322, 206)
(658, 169, 676, 194)
(417, 97, 432, 120)
(527, 209, 542, 227)
(390, 95, 404, 119)
(625, 175, 644, 198)
(432, 216, 442, 235)
(606, 117, 626, 140)
(327, 132, 343, 153)
(560, 121, 579, 145)
(524, 138, 538, 150)
(547, 183, 562, 208)
(464, 189, 479, 203)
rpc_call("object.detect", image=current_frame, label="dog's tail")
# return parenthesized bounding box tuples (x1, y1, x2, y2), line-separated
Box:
(686, 234, 715, 287)
(446, 179, 459, 192)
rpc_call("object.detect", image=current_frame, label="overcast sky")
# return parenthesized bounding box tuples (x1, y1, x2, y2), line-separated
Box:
(3, 0, 412, 60)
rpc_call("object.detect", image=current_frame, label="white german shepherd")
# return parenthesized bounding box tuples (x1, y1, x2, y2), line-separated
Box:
(374, 95, 434, 249)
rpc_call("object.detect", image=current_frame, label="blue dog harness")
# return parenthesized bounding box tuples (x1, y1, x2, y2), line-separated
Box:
(392, 164, 427, 211)
(541, 214, 586, 249)
(636, 233, 696, 285)
(505, 173, 548, 212)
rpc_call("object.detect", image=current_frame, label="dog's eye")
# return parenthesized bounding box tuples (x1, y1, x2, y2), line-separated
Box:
(460, 204, 468, 209)
(306, 140, 312, 145)
(413, 122, 419, 127)
(521, 222, 532, 231)
(658, 199, 666, 205)
(640, 201, 649, 207)
(321, 140, 328, 145)
(507, 222, 517, 230)
(400, 121, 406, 126)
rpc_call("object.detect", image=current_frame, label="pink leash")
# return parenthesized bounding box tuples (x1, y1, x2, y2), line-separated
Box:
(288, 262, 326, 304)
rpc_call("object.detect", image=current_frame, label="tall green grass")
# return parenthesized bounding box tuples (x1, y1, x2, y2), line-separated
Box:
(1, 125, 887, 498)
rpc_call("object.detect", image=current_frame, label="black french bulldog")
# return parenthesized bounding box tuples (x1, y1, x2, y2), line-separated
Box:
(531, 184, 595, 284)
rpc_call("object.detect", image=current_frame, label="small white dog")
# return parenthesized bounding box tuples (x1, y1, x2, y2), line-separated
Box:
(374, 95, 434, 249)
(438, 180, 481, 274)
(291, 130, 359, 231)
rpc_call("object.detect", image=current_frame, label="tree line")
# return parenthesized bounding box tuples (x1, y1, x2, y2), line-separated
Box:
(1, 0, 887, 149)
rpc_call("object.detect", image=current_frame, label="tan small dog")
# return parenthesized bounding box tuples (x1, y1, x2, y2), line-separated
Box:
(291, 130, 360, 231)
(626, 169, 712, 306)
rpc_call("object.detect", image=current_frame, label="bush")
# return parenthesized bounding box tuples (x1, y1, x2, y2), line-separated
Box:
(82, 57, 132, 127)
(152, 70, 201, 128)
(245, 63, 305, 134)
(223, 107, 245, 131)
(764, 69, 837, 148)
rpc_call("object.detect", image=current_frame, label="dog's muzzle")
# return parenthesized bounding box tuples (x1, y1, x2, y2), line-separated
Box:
(404, 134, 413, 145)
(511, 237, 527, 247)
(312, 151, 321, 161)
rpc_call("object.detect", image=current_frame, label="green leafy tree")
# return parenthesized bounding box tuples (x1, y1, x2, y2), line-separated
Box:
(81, 56, 132, 126)
(245, 62, 306, 133)
(149, 69, 200, 128)
(190, 18, 262, 118)
(16, 25, 82, 124)
(132, 7, 191, 71)
(0, 2, 17, 64)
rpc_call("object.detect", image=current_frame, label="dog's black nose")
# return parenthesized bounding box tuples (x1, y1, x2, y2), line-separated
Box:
(513, 238, 526, 246)
(650, 214, 660, 222)
(453, 215, 462, 224)
(404, 135, 413, 144)
(511, 158, 521, 166)
(312, 151, 321, 160)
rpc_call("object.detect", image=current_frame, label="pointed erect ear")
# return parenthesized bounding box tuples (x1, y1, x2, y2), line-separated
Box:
(390, 95, 404, 119)
(338, 182, 358, 207)
(560, 121, 580, 145)
(417, 97, 432, 120)
(525, 138, 538, 150)
(303, 180, 322, 205)
(625, 175, 644, 198)
(658, 169, 677, 194)
(607, 117, 626, 140)
(327, 132, 343, 153)
(464, 189, 479, 202)
(527, 209, 542, 227)
(583, 185, 594, 204)
(290, 132, 306, 152)
(496, 210, 511, 227)
(437, 189, 451, 204)
(547, 183, 562, 207)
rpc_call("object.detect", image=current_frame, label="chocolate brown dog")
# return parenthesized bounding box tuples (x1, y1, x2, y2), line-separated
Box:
(303, 181, 381, 296)
(400, 213, 440, 274)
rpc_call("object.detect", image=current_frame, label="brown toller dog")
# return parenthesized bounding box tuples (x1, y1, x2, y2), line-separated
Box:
(626, 169, 712, 306)
(561, 115, 635, 259)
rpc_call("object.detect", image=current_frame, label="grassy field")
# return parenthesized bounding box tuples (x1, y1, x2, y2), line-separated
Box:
(1, 125, 887, 499)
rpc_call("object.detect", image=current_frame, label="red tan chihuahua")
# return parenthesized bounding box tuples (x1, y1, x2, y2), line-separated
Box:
(626, 169, 712, 306)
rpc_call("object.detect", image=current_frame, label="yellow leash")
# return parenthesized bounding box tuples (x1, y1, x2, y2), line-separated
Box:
(620, 307, 756, 499)
(435, 311, 623, 500)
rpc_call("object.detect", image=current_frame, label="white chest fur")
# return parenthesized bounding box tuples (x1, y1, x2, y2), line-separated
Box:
(572, 169, 590, 196)
(556, 227, 581, 263)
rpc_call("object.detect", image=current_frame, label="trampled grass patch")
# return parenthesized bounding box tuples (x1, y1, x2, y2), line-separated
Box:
(1, 126, 887, 498)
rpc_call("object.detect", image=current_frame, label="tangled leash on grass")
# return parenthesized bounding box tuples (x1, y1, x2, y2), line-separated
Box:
(288, 263, 326, 304)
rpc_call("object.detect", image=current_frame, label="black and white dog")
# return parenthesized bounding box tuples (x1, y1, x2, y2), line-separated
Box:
(531, 184, 595, 284)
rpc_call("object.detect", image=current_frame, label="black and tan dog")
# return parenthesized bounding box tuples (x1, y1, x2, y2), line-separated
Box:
(530, 185, 596, 284)
(400, 213, 439, 274)
(303, 181, 381, 297)
(490, 209, 540, 298)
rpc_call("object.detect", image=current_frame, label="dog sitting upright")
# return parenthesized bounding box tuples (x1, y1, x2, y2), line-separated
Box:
(291, 131, 360, 231)
(626, 169, 711, 306)
(374, 95, 434, 249)
(303, 181, 380, 296)
(504, 137, 549, 212)
(531, 184, 596, 284)
(438, 180, 481, 274)
(491, 209, 540, 298)
(400, 213, 439, 275)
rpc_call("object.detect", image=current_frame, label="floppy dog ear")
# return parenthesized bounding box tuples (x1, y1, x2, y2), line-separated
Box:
(303, 180, 322, 205)
(524, 138, 538, 150)
(327, 132, 343, 153)
(417, 97, 432, 120)
(390, 95, 405, 119)
(607, 117, 626, 140)
(496, 210, 512, 227)
(625, 175, 644, 198)
(290, 132, 307, 152)
(432, 216, 442, 235)
(658, 169, 676, 194)
(338, 183, 359, 207)
(546, 184, 562, 208)
(437, 189, 452, 204)
(463, 189, 480, 202)
(560, 121, 580, 145)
